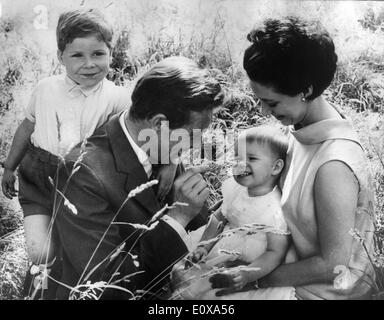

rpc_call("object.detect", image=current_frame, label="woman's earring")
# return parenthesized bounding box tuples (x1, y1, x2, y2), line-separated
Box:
(301, 97, 306, 102)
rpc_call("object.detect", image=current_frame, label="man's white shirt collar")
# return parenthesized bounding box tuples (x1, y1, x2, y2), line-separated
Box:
(119, 110, 152, 177)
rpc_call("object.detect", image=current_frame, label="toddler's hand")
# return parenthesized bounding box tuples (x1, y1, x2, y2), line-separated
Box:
(192, 246, 209, 263)
(156, 163, 178, 203)
(185, 246, 209, 268)
(1, 168, 17, 199)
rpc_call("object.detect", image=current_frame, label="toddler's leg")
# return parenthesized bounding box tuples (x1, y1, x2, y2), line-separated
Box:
(24, 214, 55, 265)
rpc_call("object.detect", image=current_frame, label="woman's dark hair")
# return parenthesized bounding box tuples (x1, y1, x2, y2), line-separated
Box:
(243, 17, 338, 100)
(129, 56, 224, 129)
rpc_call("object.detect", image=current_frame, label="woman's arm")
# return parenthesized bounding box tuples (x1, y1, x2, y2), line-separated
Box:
(259, 160, 359, 288)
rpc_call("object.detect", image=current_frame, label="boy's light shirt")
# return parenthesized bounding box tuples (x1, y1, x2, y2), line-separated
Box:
(119, 111, 193, 251)
(66, 75, 103, 98)
(26, 74, 131, 157)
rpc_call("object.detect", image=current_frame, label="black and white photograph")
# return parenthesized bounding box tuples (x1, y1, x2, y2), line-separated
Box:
(0, 0, 383, 303)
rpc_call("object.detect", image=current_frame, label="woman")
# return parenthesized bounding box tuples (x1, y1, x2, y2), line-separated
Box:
(218, 16, 375, 300)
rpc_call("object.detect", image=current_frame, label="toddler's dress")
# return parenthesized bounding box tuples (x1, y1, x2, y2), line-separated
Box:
(171, 177, 296, 300)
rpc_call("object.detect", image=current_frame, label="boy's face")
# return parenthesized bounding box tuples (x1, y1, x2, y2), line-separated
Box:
(58, 35, 111, 89)
(233, 139, 278, 190)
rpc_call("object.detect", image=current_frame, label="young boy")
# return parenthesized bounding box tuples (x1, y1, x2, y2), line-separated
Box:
(1, 9, 132, 298)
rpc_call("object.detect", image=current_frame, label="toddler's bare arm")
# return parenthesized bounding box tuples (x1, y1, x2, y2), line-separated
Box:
(200, 206, 227, 243)
(239, 233, 290, 283)
(187, 206, 227, 264)
(211, 233, 290, 294)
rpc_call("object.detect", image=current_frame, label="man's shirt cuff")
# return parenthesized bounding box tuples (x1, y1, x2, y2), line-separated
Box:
(161, 215, 193, 251)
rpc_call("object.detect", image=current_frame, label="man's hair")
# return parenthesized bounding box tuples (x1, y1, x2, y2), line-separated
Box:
(241, 125, 289, 164)
(243, 16, 338, 100)
(56, 8, 113, 52)
(129, 56, 224, 129)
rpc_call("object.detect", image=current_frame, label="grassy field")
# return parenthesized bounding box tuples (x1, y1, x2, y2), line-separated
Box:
(0, 0, 383, 299)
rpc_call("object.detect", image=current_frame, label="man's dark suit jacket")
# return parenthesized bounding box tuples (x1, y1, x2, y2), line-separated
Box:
(54, 113, 208, 299)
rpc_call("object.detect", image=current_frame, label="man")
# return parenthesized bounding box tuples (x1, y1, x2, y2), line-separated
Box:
(53, 56, 224, 299)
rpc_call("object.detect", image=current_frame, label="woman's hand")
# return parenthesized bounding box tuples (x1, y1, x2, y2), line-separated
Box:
(209, 271, 235, 290)
(209, 265, 261, 296)
(231, 269, 251, 291)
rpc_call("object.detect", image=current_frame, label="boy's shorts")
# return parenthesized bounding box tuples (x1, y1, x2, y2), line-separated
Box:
(18, 143, 60, 217)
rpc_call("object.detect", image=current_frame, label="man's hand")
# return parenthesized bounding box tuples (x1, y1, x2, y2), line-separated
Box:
(1, 168, 17, 199)
(156, 163, 178, 203)
(167, 165, 210, 228)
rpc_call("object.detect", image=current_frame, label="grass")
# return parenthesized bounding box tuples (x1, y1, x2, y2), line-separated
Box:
(0, 0, 384, 300)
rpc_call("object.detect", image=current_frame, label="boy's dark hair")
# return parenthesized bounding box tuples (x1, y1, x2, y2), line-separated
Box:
(129, 56, 224, 129)
(243, 125, 289, 164)
(56, 9, 113, 52)
(243, 16, 338, 100)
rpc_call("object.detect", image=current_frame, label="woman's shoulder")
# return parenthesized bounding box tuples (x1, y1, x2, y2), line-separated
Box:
(316, 138, 368, 176)
(314, 139, 375, 218)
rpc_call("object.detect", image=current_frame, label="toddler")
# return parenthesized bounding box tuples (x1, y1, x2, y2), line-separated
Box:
(171, 125, 296, 300)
